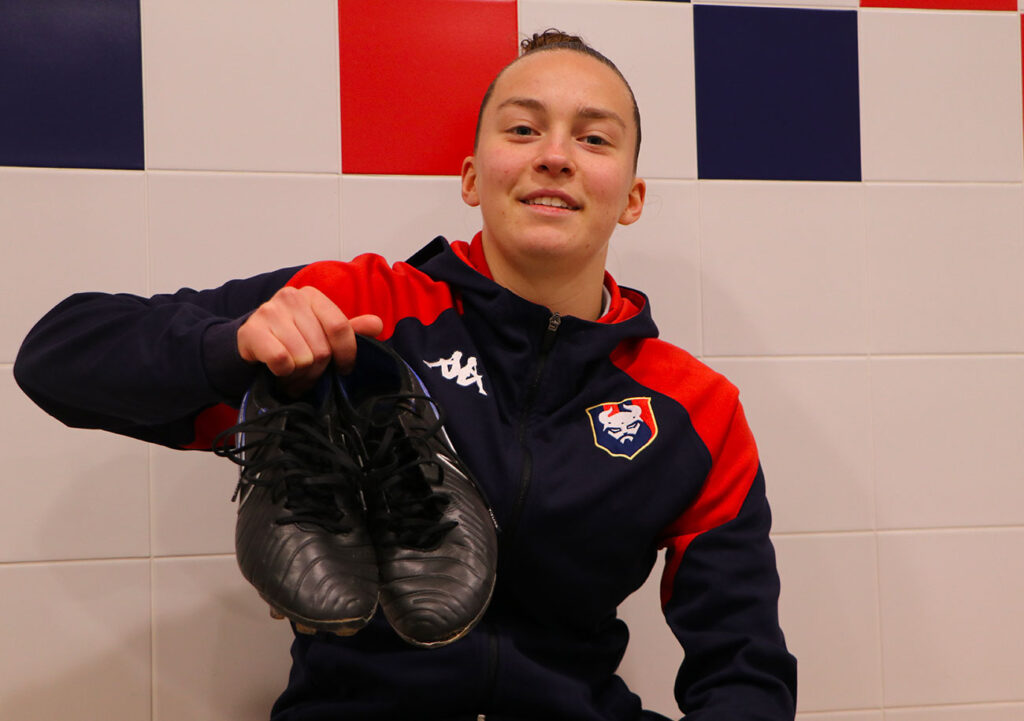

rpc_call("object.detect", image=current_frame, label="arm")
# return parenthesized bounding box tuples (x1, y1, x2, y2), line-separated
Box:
(14, 267, 301, 447)
(659, 399, 797, 720)
(16, 252, 431, 448)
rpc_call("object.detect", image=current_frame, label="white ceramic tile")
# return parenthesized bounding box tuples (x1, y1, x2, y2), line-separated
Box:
(0, 368, 149, 562)
(0, 560, 150, 721)
(152, 555, 294, 721)
(142, 0, 340, 172)
(871, 357, 1024, 530)
(798, 712, 883, 721)
(607, 180, 701, 352)
(151, 447, 237, 556)
(878, 529, 1024, 707)
(617, 553, 684, 718)
(866, 184, 1024, 354)
(887, 703, 1024, 721)
(148, 172, 341, 294)
(518, 0, 696, 180)
(774, 534, 883, 713)
(0, 168, 146, 363)
(699, 182, 866, 356)
(708, 358, 873, 534)
(859, 10, 1023, 182)
(340, 175, 482, 261)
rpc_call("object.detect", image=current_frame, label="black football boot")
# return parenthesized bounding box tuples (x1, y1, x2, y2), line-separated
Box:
(214, 370, 378, 636)
(338, 337, 499, 648)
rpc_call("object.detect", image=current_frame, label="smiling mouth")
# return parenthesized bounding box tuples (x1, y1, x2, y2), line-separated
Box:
(522, 196, 580, 211)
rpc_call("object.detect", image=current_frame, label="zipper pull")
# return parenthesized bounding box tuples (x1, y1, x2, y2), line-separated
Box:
(540, 312, 561, 353)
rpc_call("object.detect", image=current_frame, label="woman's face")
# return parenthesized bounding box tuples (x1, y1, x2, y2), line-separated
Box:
(461, 50, 645, 281)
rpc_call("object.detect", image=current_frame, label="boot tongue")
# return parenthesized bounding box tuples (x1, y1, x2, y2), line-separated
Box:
(335, 337, 405, 411)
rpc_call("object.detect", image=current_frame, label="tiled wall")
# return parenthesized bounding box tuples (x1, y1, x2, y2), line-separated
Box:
(1, 0, 1022, 719)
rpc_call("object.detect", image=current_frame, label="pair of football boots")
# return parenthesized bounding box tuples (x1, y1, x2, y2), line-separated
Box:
(214, 337, 499, 648)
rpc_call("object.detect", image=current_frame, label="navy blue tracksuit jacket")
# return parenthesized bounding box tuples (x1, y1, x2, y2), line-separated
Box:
(15, 235, 797, 720)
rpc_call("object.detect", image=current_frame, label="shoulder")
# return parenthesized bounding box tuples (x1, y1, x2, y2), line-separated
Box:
(610, 337, 751, 466)
(610, 337, 738, 414)
(288, 253, 435, 288)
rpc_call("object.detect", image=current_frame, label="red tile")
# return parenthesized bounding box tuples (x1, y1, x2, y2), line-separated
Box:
(861, 0, 1015, 10)
(339, 0, 518, 175)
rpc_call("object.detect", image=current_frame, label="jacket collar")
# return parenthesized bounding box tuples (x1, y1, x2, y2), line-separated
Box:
(409, 233, 656, 332)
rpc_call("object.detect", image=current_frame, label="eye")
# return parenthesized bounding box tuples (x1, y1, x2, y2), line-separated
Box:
(510, 125, 535, 137)
(582, 135, 608, 146)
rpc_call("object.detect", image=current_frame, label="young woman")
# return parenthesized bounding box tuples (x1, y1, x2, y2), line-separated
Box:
(16, 31, 796, 721)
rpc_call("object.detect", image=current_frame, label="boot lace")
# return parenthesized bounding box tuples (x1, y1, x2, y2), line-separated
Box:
(362, 394, 459, 550)
(213, 402, 363, 534)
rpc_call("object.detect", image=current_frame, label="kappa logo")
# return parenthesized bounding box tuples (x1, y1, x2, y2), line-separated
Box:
(424, 350, 487, 396)
(586, 397, 657, 460)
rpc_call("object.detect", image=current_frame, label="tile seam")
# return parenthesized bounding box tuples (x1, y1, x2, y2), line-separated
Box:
(773, 524, 1024, 538)
(0, 553, 235, 568)
(144, 168, 343, 179)
(883, 699, 1024, 711)
(702, 352, 1024, 361)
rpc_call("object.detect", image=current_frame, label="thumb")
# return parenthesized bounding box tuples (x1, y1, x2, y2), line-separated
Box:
(349, 314, 384, 339)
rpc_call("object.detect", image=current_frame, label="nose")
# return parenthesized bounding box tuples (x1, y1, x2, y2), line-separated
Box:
(534, 133, 575, 177)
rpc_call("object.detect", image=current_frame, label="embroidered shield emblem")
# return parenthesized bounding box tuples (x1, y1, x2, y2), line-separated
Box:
(586, 397, 658, 460)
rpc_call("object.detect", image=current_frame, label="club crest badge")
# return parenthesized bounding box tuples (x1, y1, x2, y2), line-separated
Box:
(586, 397, 658, 460)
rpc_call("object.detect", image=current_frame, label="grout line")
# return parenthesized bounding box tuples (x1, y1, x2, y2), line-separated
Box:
(331, 0, 342, 179)
(693, 178, 1024, 186)
(794, 708, 883, 718)
(692, 0, 1022, 16)
(0, 553, 234, 569)
(143, 168, 342, 178)
(701, 352, 1024, 362)
(772, 529, 877, 539)
(149, 545, 157, 721)
(695, 172, 706, 358)
(12, 168, 1016, 185)
(138, 0, 157, 691)
(333, 0, 344, 263)
(872, 524, 1024, 536)
(771, 524, 1024, 538)
(147, 444, 157, 721)
(0, 556, 151, 569)
(865, 186, 889, 711)
(882, 700, 1024, 711)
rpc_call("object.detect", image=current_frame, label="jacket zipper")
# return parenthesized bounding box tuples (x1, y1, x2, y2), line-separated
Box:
(503, 312, 561, 546)
(480, 313, 560, 719)
(479, 625, 499, 720)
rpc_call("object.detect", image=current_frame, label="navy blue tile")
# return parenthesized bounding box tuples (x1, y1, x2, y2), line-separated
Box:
(0, 0, 143, 170)
(694, 5, 861, 182)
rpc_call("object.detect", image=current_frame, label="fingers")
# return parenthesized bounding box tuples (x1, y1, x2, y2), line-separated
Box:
(237, 287, 383, 384)
(308, 294, 382, 374)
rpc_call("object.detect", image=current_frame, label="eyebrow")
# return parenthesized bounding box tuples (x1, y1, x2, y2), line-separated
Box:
(496, 96, 627, 130)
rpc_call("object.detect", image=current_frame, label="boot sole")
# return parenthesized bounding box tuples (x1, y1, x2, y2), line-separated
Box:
(263, 596, 377, 637)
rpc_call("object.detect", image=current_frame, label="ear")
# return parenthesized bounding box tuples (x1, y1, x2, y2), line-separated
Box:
(617, 177, 646, 226)
(461, 156, 480, 208)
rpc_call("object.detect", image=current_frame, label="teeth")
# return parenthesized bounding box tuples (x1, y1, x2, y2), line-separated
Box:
(527, 196, 573, 209)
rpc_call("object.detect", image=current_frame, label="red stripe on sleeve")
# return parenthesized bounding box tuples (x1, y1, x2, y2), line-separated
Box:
(610, 339, 760, 606)
(182, 402, 240, 450)
(285, 253, 456, 340)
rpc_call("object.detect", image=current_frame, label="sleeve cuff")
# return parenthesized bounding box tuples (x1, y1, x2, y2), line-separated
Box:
(200, 315, 259, 403)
